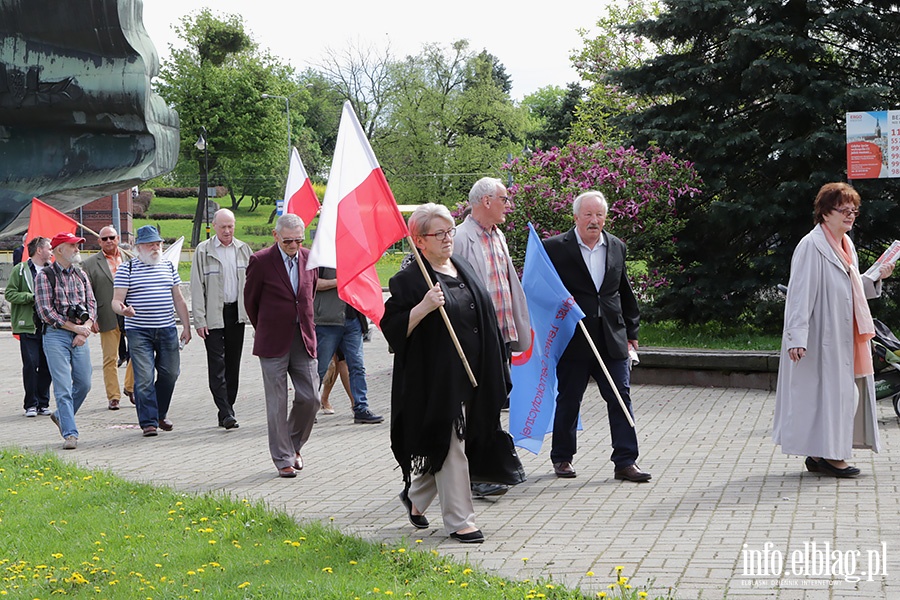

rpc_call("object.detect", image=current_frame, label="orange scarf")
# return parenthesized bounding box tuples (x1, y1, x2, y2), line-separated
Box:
(821, 224, 875, 377)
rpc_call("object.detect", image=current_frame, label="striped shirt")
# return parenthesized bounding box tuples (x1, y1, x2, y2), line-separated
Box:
(471, 218, 518, 344)
(114, 259, 180, 329)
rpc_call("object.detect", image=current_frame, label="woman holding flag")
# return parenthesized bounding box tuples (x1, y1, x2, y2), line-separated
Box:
(383, 203, 511, 544)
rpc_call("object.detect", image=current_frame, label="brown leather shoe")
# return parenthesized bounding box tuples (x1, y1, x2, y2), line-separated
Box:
(125, 389, 135, 404)
(107, 399, 120, 410)
(278, 466, 297, 478)
(159, 419, 174, 432)
(293, 452, 303, 471)
(553, 461, 577, 478)
(614, 464, 651, 482)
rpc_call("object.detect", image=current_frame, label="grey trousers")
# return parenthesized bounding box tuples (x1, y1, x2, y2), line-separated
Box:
(259, 328, 320, 469)
(408, 428, 477, 535)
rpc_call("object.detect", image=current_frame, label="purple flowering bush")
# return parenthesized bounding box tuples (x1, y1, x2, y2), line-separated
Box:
(501, 142, 702, 303)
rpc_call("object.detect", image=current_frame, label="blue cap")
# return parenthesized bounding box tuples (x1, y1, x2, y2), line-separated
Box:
(135, 225, 163, 245)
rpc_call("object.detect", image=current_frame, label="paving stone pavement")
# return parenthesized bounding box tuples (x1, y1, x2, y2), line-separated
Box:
(2, 327, 899, 599)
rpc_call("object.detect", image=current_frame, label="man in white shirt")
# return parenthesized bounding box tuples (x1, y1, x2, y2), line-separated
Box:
(191, 209, 252, 430)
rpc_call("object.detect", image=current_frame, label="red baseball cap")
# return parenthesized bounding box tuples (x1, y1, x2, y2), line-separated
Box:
(50, 232, 86, 249)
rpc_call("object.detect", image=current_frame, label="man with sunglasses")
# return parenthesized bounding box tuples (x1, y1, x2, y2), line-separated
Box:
(454, 177, 531, 499)
(83, 226, 134, 411)
(244, 213, 320, 478)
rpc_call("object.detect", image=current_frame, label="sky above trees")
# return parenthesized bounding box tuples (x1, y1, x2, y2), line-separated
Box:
(141, 0, 612, 100)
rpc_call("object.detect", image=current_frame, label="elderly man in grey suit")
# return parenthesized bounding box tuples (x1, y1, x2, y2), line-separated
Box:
(454, 176, 531, 498)
(83, 225, 134, 410)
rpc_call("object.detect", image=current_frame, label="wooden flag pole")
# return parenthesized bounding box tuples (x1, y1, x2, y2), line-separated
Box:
(577, 321, 635, 428)
(408, 236, 478, 388)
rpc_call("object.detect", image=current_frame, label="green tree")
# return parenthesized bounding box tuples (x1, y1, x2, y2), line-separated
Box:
(571, 0, 680, 145)
(156, 10, 320, 239)
(520, 83, 584, 150)
(605, 0, 900, 328)
(376, 40, 527, 206)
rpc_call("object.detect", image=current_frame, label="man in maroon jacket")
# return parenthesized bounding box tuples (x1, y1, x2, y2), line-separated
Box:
(244, 213, 320, 478)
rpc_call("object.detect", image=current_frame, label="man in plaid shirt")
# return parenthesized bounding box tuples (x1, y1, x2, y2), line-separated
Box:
(35, 232, 98, 450)
(454, 177, 531, 498)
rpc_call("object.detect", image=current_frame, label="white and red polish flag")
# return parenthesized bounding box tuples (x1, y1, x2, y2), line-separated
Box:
(307, 101, 408, 326)
(283, 147, 320, 228)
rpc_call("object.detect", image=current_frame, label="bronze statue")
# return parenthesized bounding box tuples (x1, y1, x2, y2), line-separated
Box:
(0, 0, 179, 235)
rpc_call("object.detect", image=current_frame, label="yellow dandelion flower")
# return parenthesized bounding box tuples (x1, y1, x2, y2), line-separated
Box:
(616, 566, 623, 573)
(625, 585, 632, 589)
(322, 567, 333, 573)
(208, 540, 216, 545)
(619, 577, 629, 584)
(639, 593, 648, 598)
(521, 557, 529, 563)
(238, 582, 250, 589)
(463, 568, 473, 574)
(415, 539, 423, 544)
(597, 593, 607, 599)
(459, 582, 468, 588)
(187, 570, 196, 575)
(586, 571, 595, 576)
(447, 580, 456, 584)
(398, 548, 406, 553)
(349, 560, 357, 565)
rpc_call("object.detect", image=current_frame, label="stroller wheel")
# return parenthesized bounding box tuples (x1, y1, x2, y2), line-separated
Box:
(894, 394, 900, 419)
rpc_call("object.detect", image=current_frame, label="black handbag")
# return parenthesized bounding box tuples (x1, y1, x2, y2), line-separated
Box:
(467, 427, 527, 486)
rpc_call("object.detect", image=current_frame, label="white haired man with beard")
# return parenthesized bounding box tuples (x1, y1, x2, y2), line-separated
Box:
(34, 232, 98, 450)
(112, 225, 191, 437)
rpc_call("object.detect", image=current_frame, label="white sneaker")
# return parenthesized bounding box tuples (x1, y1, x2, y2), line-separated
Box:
(24, 407, 37, 417)
(38, 407, 52, 416)
(63, 436, 77, 450)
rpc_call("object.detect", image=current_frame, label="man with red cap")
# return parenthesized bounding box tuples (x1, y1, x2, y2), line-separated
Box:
(34, 232, 97, 450)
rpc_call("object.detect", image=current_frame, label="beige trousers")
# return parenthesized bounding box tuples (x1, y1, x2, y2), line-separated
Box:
(408, 427, 477, 535)
(100, 329, 133, 401)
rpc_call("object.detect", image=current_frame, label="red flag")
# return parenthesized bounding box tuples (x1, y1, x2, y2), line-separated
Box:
(307, 101, 408, 326)
(284, 147, 320, 228)
(23, 197, 79, 260)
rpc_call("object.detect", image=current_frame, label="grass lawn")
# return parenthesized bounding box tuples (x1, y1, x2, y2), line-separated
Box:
(640, 321, 781, 351)
(0, 449, 672, 599)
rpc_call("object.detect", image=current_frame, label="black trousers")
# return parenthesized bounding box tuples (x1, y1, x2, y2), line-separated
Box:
(550, 356, 639, 469)
(204, 303, 245, 423)
(19, 331, 52, 410)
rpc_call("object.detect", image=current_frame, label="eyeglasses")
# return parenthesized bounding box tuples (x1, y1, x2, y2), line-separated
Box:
(100, 236, 117, 241)
(279, 237, 303, 245)
(835, 207, 860, 217)
(421, 227, 457, 241)
(492, 194, 511, 204)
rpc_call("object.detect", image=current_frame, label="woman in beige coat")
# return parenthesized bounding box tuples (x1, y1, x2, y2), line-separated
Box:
(774, 182, 893, 477)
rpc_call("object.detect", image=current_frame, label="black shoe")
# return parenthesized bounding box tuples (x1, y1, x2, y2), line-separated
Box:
(223, 416, 239, 430)
(354, 409, 384, 424)
(450, 529, 484, 544)
(817, 458, 860, 478)
(471, 482, 509, 499)
(398, 489, 429, 529)
(804, 457, 820, 472)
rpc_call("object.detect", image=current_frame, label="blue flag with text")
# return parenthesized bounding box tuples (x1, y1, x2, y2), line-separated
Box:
(509, 223, 585, 455)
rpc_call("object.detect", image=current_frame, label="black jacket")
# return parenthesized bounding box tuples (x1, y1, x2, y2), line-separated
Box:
(382, 254, 519, 484)
(543, 228, 639, 361)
